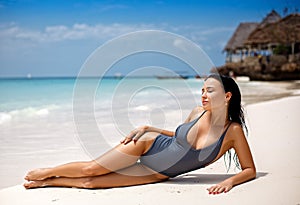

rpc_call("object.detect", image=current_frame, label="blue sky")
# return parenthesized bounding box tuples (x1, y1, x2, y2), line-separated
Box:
(0, 0, 298, 77)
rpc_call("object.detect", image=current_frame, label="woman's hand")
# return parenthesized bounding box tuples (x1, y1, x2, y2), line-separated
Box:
(206, 179, 233, 194)
(120, 125, 149, 145)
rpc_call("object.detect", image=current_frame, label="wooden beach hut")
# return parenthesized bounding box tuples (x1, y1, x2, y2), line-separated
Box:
(245, 13, 300, 58)
(224, 22, 258, 62)
(224, 10, 281, 63)
(219, 10, 300, 80)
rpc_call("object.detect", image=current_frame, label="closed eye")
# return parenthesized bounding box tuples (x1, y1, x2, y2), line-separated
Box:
(207, 87, 214, 93)
(202, 86, 215, 94)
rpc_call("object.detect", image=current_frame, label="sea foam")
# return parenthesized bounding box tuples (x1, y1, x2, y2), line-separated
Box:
(0, 112, 12, 124)
(0, 105, 60, 124)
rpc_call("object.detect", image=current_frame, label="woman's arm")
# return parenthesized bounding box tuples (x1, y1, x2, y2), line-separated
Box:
(145, 126, 175, 136)
(207, 124, 256, 194)
(120, 125, 175, 144)
(121, 106, 202, 144)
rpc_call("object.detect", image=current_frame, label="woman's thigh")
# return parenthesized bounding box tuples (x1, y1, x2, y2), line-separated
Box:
(86, 163, 169, 188)
(93, 132, 159, 173)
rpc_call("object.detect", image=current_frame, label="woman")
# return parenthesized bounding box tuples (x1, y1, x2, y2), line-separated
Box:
(24, 74, 256, 194)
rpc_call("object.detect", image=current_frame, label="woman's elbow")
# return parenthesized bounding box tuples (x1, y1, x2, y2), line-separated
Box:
(249, 166, 257, 180)
(242, 165, 256, 180)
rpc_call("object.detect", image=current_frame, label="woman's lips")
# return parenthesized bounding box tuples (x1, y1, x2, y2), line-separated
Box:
(202, 100, 208, 105)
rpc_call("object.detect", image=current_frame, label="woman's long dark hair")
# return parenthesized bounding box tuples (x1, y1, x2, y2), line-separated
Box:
(205, 74, 247, 171)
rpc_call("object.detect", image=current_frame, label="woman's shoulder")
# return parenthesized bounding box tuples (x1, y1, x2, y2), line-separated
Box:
(192, 106, 206, 114)
(191, 106, 207, 117)
(185, 106, 206, 122)
(230, 122, 243, 129)
(227, 122, 246, 140)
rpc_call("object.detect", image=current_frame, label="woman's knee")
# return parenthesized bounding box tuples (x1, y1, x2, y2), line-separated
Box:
(81, 162, 103, 176)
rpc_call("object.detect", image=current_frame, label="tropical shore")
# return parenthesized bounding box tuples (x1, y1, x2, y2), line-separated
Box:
(0, 82, 300, 205)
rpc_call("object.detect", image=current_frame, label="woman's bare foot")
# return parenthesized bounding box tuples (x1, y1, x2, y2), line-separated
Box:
(23, 180, 46, 189)
(24, 168, 52, 181)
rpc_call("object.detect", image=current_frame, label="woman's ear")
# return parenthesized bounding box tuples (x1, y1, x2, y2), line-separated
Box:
(225, 92, 232, 103)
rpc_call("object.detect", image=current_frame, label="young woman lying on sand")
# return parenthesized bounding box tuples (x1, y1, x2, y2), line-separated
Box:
(24, 74, 256, 195)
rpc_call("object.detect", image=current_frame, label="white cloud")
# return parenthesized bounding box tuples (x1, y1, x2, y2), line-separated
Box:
(173, 38, 188, 52)
(0, 22, 233, 58)
(0, 23, 160, 43)
(0, 22, 234, 45)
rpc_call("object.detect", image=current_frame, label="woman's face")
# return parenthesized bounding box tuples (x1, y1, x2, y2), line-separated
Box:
(201, 78, 226, 111)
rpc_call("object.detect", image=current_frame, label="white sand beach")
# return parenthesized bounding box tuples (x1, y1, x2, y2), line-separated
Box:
(1, 95, 299, 205)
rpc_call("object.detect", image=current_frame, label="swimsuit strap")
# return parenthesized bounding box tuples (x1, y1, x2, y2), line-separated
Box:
(198, 110, 207, 119)
(192, 111, 231, 140)
(220, 121, 232, 140)
(192, 110, 207, 124)
(175, 110, 207, 140)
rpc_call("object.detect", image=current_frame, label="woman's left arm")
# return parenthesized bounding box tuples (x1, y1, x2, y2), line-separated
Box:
(207, 124, 256, 194)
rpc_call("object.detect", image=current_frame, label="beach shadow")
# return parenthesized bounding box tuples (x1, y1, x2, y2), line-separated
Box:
(165, 172, 268, 185)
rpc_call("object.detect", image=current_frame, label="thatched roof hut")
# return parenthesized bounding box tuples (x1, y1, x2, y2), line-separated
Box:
(219, 10, 300, 80)
(224, 22, 258, 53)
(257, 10, 281, 28)
(245, 13, 300, 46)
(224, 10, 282, 53)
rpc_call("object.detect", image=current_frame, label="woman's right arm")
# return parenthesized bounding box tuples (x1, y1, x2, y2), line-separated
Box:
(121, 106, 202, 144)
(146, 126, 175, 137)
(120, 125, 175, 145)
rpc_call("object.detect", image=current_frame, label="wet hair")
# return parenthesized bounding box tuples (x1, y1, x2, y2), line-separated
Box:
(205, 74, 247, 171)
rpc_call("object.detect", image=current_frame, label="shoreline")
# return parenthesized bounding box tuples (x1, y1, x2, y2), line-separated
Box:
(1, 94, 300, 204)
(238, 79, 300, 105)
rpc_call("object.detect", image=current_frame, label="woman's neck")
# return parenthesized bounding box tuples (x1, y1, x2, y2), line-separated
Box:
(210, 107, 229, 127)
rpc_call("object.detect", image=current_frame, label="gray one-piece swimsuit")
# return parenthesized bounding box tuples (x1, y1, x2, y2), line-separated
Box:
(140, 111, 231, 177)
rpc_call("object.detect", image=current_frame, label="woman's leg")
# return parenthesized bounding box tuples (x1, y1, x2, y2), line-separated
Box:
(24, 161, 101, 181)
(25, 132, 158, 181)
(24, 163, 168, 189)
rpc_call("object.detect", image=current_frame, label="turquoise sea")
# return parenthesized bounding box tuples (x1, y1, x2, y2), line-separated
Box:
(0, 77, 203, 127)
